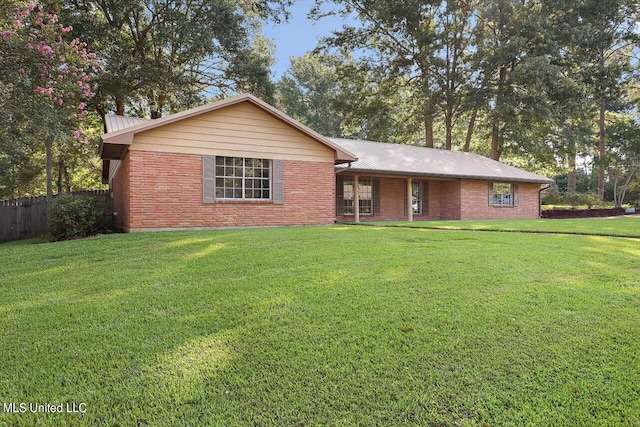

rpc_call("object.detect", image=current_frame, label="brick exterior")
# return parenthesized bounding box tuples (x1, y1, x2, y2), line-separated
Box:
(459, 180, 540, 220)
(335, 175, 542, 222)
(439, 181, 462, 220)
(111, 150, 335, 231)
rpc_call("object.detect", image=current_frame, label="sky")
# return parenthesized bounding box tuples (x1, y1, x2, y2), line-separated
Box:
(262, 1, 358, 80)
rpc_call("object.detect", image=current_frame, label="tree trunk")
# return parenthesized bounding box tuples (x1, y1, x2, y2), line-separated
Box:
(491, 110, 500, 160)
(445, 106, 453, 150)
(463, 109, 477, 152)
(597, 96, 606, 199)
(116, 97, 125, 116)
(425, 117, 434, 148)
(491, 66, 507, 161)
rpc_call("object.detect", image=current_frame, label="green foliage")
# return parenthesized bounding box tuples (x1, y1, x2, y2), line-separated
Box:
(276, 53, 344, 137)
(0, 3, 99, 197)
(62, 0, 289, 117)
(542, 186, 604, 208)
(1, 225, 639, 425)
(48, 194, 112, 240)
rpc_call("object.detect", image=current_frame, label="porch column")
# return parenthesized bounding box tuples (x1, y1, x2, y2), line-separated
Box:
(407, 178, 413, 222)
(354, 175, 360, 223)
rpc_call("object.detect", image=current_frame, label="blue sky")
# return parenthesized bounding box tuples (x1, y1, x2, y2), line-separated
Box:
(262, 1, 357, 79)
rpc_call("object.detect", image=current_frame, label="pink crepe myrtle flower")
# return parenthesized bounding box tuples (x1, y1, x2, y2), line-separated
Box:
(45, 87, 54, 94)
(0, 30, 12, 38)
(58, 99, 63, 105)
(18, 68, 24, 74)
(28, 3, 35, 11)
(33, 86, 44, 94)
(78, 102, 87, 110)
(13, 20, 21, 27)
(73, 130, 84, 139)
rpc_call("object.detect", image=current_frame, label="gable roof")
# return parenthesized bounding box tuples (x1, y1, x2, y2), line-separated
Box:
(100, 93, 356, 164)
(331, 138, 553, 184)
(104, 115, 149, 133)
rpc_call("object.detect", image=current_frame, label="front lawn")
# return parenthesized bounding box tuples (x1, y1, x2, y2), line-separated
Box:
(1, 224, 639, 425)
(360, 215, 640, 237)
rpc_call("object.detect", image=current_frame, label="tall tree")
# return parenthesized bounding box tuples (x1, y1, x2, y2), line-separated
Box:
(276, 53, 343, 137)
(312, 0, 442, 147)
(563, 0, 639, 199)
(63, 0, 289, 119)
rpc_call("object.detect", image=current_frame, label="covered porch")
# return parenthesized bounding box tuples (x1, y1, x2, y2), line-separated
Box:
(335, 174, 462, 222)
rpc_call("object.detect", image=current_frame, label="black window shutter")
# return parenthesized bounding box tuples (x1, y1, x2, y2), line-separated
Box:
(336, 176, 344, 215)
(203, 156, 215, 204)
(273, 160, 284, 205)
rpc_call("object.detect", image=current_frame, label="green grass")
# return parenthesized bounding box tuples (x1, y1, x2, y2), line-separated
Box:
(358, 216, 640, 238)
(1, 223, 639, 426)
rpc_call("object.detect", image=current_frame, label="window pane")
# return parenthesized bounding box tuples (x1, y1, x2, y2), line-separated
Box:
(492, 183, 513, 206)
(342, 178, 373, 215)
(412, 181, 422, 214)
(213, 157, 271, 200)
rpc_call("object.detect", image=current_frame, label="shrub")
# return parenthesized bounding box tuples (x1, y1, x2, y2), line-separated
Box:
(541, 186, 563, 205)
(49, 194, 112, 240)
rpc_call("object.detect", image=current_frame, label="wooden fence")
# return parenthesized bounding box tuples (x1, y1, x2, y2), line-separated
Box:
(0, 190, 109, 243)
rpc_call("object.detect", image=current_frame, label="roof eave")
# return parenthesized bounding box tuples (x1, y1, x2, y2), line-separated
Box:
(335, 167, 553, 184)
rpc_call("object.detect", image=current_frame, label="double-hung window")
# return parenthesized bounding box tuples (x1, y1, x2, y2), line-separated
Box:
(489, 183, 515, 206)
(343, 178, 373, 215)
(215, 157, 271, 200)
(412, 181, 423, 214)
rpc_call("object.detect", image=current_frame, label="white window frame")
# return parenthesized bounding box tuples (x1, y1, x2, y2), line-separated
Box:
(343, 178, 373, 215)
(490, 183, 514, 207)
(215, 157, 271, 200)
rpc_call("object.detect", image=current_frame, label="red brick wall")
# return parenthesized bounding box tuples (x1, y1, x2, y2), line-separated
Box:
(110, 155, 130, 230)
(459, 180, 540, 220)
(440, 181, 462, 220)
(124, 150, 335, 230)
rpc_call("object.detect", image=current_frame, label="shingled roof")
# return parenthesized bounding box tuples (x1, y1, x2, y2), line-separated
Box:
(331, 138, 553, 184)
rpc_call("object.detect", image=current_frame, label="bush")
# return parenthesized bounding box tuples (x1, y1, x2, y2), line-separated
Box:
(541, 186, 563, 205)
(49, 194, 112, 240)
(542, 190, 604, 209)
